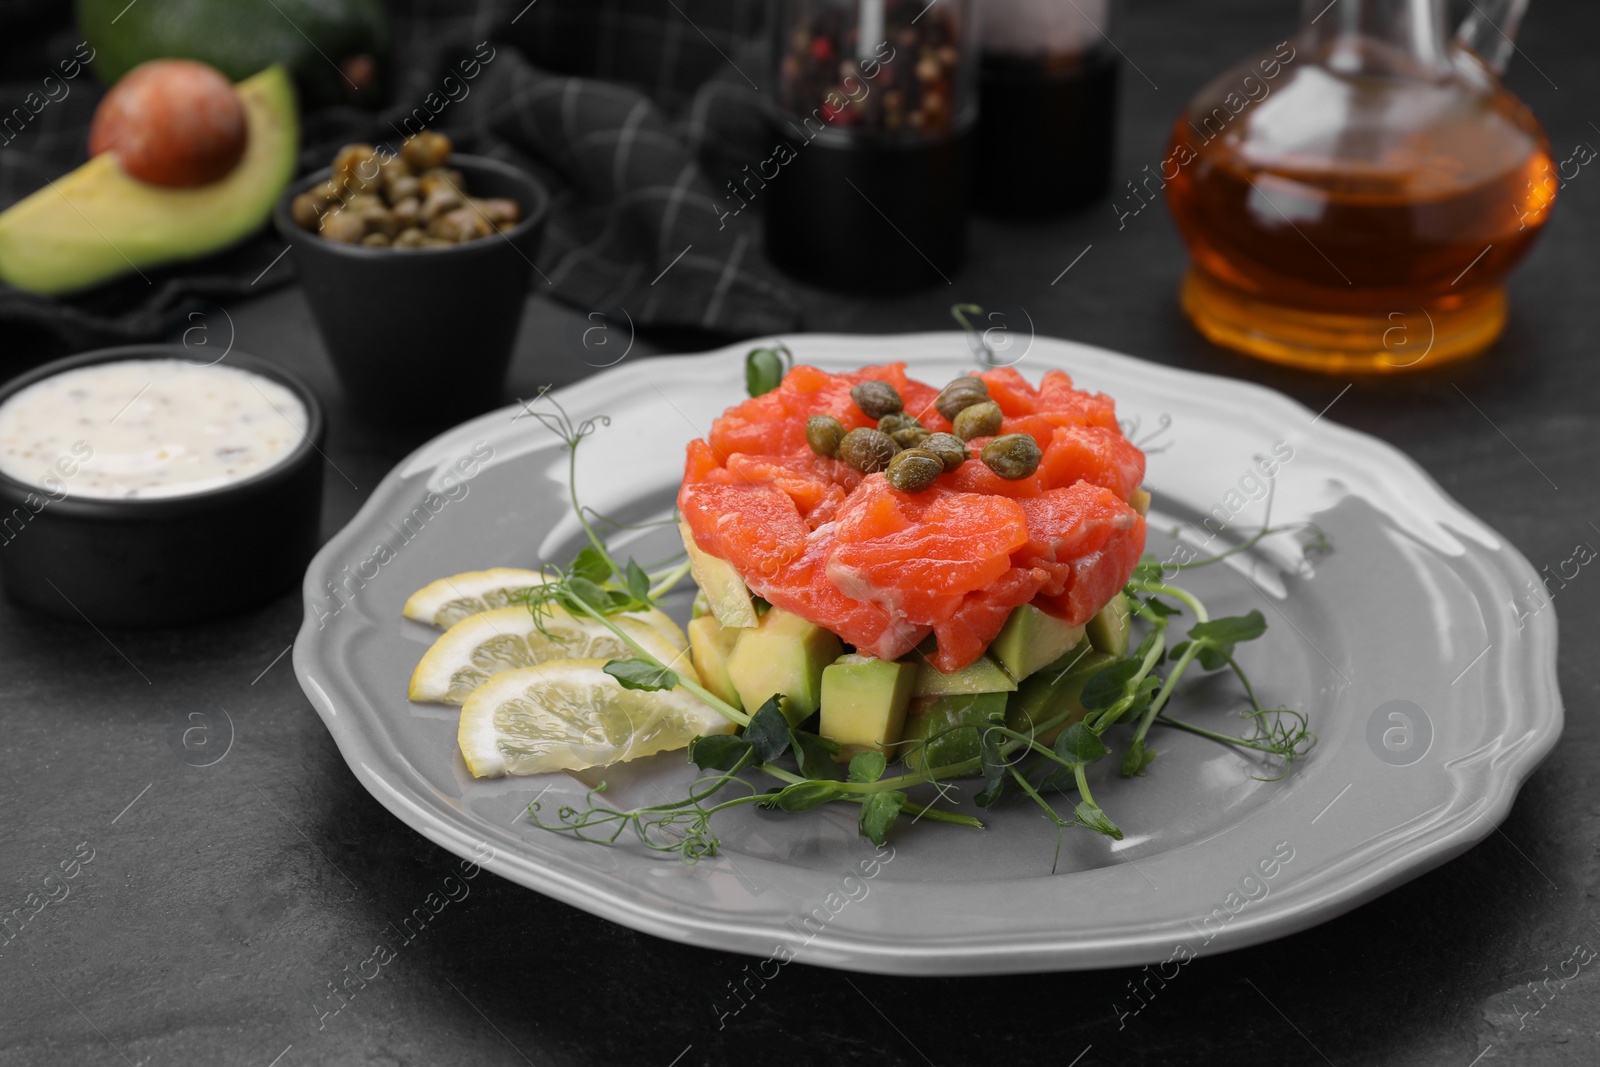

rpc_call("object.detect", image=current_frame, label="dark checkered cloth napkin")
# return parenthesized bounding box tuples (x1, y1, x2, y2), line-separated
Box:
(0, 0, 795, 363)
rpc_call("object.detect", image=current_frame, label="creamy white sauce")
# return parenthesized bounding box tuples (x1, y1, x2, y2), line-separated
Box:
(0, 359, 309, 500)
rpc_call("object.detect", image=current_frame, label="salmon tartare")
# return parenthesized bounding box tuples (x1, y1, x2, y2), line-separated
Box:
(677, 363, 1149, 674)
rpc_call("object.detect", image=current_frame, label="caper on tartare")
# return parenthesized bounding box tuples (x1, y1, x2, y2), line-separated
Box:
(877, 412, 918, 436)
(850, 380, 904, 420)
(934, 376, 989, 422)
(952, 400, 1003, 441)
(806, 414, 846, 458)
(884, 448, 945, 492)
(921, 431, 969, 472)
(981, 433, 1043, 479)
(838, 427, 899, 473)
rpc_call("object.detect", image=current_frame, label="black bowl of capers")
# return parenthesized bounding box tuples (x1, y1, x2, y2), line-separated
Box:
(274, 132, 549, 425)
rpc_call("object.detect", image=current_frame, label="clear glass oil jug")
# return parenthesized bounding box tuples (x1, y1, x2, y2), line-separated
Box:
(1164, 0, 1554, 372)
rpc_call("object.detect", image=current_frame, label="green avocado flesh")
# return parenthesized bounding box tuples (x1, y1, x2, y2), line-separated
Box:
(0, 66, 297, 295)
(819, 655, 916, 760)
(725, 607, 843, 726)
(990, 603, 1088, 682)
(910, 654, 1017, 697)
(901, 691, 1008, 773)
(680, 522, 759, 629)
(687, 615, 742, 711)
(77, 0, 388, 105)
(1086, 594, 1132, 657)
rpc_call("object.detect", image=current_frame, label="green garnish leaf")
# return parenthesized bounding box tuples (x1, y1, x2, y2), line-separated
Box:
(564, 576, 612, 613)
(624, 558, 651, 603)
(1141, 596, 1180, 619)
(1080, 659, 1141, 710)
(745, 345, 791, 397)
(765, 780, 841, 812)
(791, 729, 841, 780)
(1037, 763, 1076, 794)
(975, 774, 1009, 809)
(1188, 611, 1267, 670)
(690, 734, 753, 771)
(571, 545, 613, 585)
(848, 751, 887, 783)
(1120, 738, 1157, 777)
(1055, 722, 1109, 765)
(603, 658, 679, 691)
(859, 790, 907, 845)
(745, 697, 791, 763)
(1075, 800, 1124, 840)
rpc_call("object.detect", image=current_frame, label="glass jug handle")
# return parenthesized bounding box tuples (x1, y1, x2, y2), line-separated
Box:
(1454, 0, 1529, 74)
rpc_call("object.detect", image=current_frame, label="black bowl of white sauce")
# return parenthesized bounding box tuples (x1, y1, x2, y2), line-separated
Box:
(0, 345, 325, 626)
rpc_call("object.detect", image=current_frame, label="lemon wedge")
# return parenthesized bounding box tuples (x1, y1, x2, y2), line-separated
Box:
(457, 659, 736, 777)
(409, 605, 697, 705)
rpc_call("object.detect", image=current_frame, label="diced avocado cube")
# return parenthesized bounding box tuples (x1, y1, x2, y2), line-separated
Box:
(989, 603, 1088, 683)
(819, 654, 916, 760)
(1005, 643, 1117, 745)
(910, 654, 1017, 697)
(678, 521, 759, 629)
(726, 607, 844, 726)
(688, 614, 743, 711)
(901, 691, 1009, 774)
(1086, 593, 1132, 657)
(1132, 487, 1151, 516)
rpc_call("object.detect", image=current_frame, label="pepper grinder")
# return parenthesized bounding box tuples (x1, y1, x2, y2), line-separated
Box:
(761, 0, 979, 295)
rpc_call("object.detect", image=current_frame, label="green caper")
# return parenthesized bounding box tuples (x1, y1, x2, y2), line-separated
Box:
(889, 425, 931, 450)
(806, 414, 846, 458)
(401, 130, 453, 172)
(935, 377, 990, 422)
(290, 191, 324, 230)
(981, 433, 1043, 480)
(850, 380, 904, 420)
(838, 428, 899, 474)
(952, 400, 1003, 441)
(386, 174, 421, 204)
(318, 208, 366, 243)
(884, 449, 945, 493)
(922, 432, 969, 471)
(877, 411, 919, 435)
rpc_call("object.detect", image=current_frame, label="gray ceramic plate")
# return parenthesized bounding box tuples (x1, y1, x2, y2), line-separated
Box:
(294, 333, 1561, 975)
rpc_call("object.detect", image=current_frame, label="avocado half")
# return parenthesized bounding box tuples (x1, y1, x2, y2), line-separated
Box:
(0, 65, 298, 296)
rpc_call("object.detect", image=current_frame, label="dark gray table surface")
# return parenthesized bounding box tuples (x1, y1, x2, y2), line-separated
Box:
(3, 2, 1597, 1064)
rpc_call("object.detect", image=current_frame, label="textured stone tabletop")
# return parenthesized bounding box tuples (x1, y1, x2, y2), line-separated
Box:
(2, 2, 1597, 1064)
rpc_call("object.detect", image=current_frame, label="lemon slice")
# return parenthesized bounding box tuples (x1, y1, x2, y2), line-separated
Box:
(409, 605, 698, 705)
(402, 567, 688, 644)
(458, 659, 736, 777)
(402, 567, 575, 628)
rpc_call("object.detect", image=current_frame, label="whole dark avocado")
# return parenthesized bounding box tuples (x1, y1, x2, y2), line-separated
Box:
(76, 0, 389, 106)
